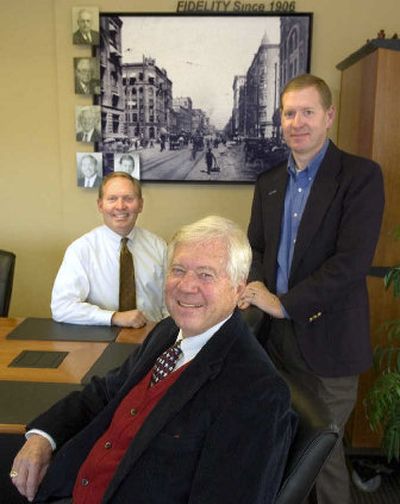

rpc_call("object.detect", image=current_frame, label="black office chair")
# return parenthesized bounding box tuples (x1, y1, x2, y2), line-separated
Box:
(0, 250, 16, 316)
(240, 308, 339, 504)
(275, 372, 339, 504)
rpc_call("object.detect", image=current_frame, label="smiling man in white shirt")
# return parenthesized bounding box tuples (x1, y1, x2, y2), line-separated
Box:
(51, 172, 168, 328)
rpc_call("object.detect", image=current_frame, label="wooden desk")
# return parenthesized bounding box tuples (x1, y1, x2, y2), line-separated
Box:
(0, 317, 153, 434)
(117, 322, 155, 344)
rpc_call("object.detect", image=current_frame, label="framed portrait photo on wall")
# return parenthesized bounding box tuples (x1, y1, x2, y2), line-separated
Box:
(97, 12, 312, 183)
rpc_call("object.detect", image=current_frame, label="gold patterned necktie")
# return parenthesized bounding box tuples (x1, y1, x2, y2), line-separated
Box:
(119, 237, 136, 311)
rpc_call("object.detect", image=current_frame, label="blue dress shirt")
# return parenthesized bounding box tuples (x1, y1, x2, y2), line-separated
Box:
(276, 140, 329, 300)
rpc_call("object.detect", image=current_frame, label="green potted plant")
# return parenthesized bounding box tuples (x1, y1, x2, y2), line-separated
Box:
(365, 227, 400, 462)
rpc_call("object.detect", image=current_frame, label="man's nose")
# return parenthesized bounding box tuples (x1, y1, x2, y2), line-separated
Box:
(178, 272, 198, 292)
(292, 112, 303, 127)
(115, 198, 126, 209)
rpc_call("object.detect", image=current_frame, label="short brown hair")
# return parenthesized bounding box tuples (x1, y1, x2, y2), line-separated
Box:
(98, 172, 142, 199)
(280, 74, 333, 110)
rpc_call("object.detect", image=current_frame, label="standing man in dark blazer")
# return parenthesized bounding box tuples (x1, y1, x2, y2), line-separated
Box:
(240, 74, 384, 504)
(10, 216, 296, 504)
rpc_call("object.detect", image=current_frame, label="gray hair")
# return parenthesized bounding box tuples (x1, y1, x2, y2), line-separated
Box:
(168, 215, 252, 286)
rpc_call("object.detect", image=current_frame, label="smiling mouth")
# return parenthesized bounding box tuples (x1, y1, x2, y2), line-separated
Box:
(178, 301, 203, 308)
(292, 132, 309, 138)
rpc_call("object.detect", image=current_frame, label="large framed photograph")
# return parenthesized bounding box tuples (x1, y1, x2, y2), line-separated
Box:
(97, 13, 312, 183)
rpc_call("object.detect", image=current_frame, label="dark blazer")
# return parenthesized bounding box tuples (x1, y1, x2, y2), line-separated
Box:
(76, 129, 102, 143)
(31, 310, 296, 503)
(77, 175, 101, 188)
(73, 29, 100, 45)
(248, 141, 385, 377)
(74, 77, 100, 95)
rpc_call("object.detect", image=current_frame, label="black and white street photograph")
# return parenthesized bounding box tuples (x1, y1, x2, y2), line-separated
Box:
(98, 13, 312, 183)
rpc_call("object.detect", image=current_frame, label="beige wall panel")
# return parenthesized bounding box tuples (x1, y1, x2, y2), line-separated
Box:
(1, 0, 399, 316)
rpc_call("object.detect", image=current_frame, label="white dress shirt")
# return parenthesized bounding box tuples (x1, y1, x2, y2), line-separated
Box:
(84, 173, 97, 187)
(51, 225, 168, 325)
(175, 316, 231, 369)
(82, 129, 94, 143)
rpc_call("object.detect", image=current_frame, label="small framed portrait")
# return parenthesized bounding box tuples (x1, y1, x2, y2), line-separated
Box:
(75, 105, 102, 143)
(76, 152, 103, 188)
(74, 57, 100, 95)
(114, 153, 140, 179)
(72, 6, 100, 46)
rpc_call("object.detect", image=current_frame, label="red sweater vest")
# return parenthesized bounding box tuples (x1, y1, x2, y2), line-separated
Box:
(73, 365, 187, 503)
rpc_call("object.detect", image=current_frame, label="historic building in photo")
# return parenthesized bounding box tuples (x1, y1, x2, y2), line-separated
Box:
(123, 57, 172, 141)
(192, 108, 209, 135)
(232, 75, 246, 138)
(244, 33, 280, 138)
(99, 16, 126, 143)
(172, 97, 193, 136)
(280, 16, 310, 90)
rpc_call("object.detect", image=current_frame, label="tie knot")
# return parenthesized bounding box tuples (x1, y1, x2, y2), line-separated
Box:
(120, 237, 130, 253)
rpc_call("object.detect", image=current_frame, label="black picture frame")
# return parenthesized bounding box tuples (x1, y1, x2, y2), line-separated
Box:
(97, 12, 312, 183)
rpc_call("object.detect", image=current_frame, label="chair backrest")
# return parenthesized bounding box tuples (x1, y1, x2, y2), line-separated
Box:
(275, 371, 339, 504)
(240, 307, 339, 503)
(0, 250, 16, 316)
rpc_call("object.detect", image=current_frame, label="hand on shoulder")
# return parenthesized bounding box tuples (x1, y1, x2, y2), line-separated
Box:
(239, 281, 285, 319)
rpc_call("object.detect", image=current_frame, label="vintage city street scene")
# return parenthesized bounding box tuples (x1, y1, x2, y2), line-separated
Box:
(97, 14, 311, 182)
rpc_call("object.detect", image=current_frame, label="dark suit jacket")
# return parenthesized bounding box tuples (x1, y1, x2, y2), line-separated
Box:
(76, 129, 102, 143)
(248, 141, 385, 377)
(73, 29, 100, 45)
(74, 77, 100, 95)
(31, 310, 296, 503)
(77, 175, 101, 188)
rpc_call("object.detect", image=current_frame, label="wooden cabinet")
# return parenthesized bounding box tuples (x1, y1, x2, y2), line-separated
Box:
(336, 42, 400, 450)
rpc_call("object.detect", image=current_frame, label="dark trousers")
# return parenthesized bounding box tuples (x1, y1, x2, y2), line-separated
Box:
(266, 319, 358, 504)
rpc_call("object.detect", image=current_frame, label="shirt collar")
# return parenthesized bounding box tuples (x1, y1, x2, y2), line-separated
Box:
(177, 314, 232, 357)
(287, 139, 329, 180)
(85, 174, 97, 184)
(103, 225, 137, 245)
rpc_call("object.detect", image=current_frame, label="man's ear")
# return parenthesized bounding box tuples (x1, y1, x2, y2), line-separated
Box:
(326, 105, 336, 129)
(138, 197, 144, 213)
(235, 281, 246, 299)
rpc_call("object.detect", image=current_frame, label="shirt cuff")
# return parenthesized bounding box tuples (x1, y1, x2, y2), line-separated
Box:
(25, 429, 57, 451)
(280, 303, 290, 319)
